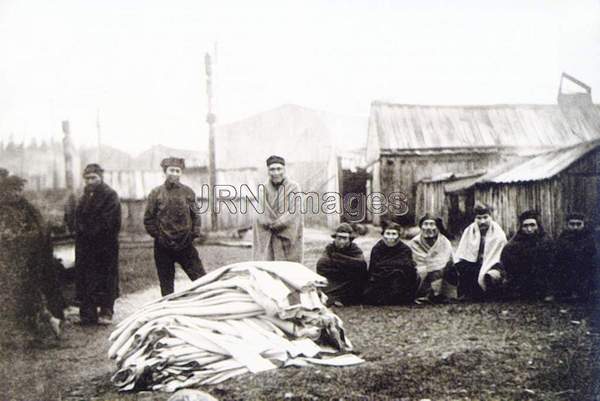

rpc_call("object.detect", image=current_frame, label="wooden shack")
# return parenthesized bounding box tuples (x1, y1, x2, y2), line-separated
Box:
(446, 139, 600, 238)
(366, 75, 600, 226)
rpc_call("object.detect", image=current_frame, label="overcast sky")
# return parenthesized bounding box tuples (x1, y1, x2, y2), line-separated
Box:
(1, 0, 599, 154)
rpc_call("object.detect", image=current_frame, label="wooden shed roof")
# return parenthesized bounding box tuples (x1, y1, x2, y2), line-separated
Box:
(369, 101, 600, 153)
(478, 139, 600, 184)
(446, 139, 600, 192)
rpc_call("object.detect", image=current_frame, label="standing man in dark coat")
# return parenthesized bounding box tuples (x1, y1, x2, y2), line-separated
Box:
(144, 157, 206, 296)
(552, 212, 598, 301)
(75, 163, 121, 325)
(1, 168, 65, 338)
(316, 223, 368, 306)
(363, 222, 417, 305)
(498, 210, 554, 300)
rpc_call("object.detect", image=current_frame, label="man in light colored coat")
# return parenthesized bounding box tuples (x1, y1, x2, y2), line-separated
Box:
(253, 155, 304, 263)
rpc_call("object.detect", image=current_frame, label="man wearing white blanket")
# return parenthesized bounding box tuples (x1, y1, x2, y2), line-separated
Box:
(408, 214, 458, 303)
(454, 202, 508, 300)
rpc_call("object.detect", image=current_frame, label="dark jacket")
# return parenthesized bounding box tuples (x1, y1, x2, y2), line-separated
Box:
(0, 182, 66, 329)
(316, 242, 368, 305)
(500, 230, 554, 299)
(363, 239, 417, 305)
(75, 181, 121, 307)
(143, 181, 201, 251)
(75, 182, 121, 241)
(552, 228, 598, 298)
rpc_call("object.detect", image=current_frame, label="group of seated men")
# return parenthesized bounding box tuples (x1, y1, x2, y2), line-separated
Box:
(317, 202, 599, 306)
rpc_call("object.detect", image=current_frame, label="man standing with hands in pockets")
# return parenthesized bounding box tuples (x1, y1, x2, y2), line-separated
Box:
(144, 157, 206, 296)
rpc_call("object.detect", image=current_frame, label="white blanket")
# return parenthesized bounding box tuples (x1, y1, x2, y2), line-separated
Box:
(454, 220, 507, 290)
(109, 261, 362, 392)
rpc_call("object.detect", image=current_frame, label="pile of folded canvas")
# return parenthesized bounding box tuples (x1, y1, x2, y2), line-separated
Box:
(108, 261, 364, 392)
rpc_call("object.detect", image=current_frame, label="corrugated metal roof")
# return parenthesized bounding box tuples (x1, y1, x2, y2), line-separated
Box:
(420, 170, 486, 184)
(444, 173, 487, 194)
(370, 102, 600, 151)
(478, 139, 600, 184)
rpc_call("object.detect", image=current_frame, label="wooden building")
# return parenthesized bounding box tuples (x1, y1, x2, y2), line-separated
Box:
(445, 139, 600, 238)
(366, 74, 600, 226)
(215, 104, 361, 229)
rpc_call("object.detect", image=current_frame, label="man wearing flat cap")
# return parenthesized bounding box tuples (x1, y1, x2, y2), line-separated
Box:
(317, 223, 368, 306)
(253, 155, 304, 263)
(75, 163, 121, 325)
(144, 157, 206, 296)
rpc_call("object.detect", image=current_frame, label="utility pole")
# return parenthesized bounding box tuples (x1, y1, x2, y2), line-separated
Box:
(62, 120, 77, 233)
(205, 52, 218, 231)
(62, 120, 75, 191)
(96, 109, 102, 163)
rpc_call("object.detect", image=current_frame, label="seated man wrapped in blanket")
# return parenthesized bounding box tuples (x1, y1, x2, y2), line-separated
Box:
(108, 261, 363, 392)
(316, 223, 368, 306)
(408, 214, 457, 303)
(498, 210, 554, 300)
(363, 222, 418, 305)
(454, 202, 507, 300)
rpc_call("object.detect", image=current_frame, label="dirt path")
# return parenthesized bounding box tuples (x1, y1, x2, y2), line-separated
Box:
(2, 227, 364, 401)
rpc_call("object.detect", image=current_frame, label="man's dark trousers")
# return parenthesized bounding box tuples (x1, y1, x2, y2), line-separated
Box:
(455, 260, 485, 300)
(154, 241, 206, 296)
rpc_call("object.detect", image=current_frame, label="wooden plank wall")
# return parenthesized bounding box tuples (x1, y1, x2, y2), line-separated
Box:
(475, 180, 561, 238)
(474, 149, 600, 238)
(415, 181, 449, 224)
(381, 152, 513, 224)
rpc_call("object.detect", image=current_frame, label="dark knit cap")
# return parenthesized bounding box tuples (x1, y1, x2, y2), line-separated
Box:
(160, 157, 186, 170)
(83, 163, 104, 177)
(266, 155, 285, 166)
(419, 213, 447, 230)
(473, 201, 492, 215)
(331, 222, 356, 239)
(566, 212, 585, 221)
(381, 221, 402, 235)
(518, 210, 540, 224)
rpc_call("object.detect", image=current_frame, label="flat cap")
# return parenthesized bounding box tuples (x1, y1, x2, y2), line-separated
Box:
(266, 155, 285, 166)
(160, 157, 186, 170)
(83, 163, 104, 177)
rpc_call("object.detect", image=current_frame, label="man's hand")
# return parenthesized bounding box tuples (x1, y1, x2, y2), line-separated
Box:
(270, 221, 286, 232)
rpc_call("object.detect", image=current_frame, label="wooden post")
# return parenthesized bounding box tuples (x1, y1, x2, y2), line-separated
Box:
(96, 109, 102, 164)
(62, 120, 78, 233)
(62, 120, 75, 191)
(205, 53, 218, 231)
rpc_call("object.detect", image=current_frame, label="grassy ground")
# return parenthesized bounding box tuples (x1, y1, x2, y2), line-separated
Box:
(117, 244, 252, 295)
(1, 233, 600, 401)
(85, 302, 599, 401)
